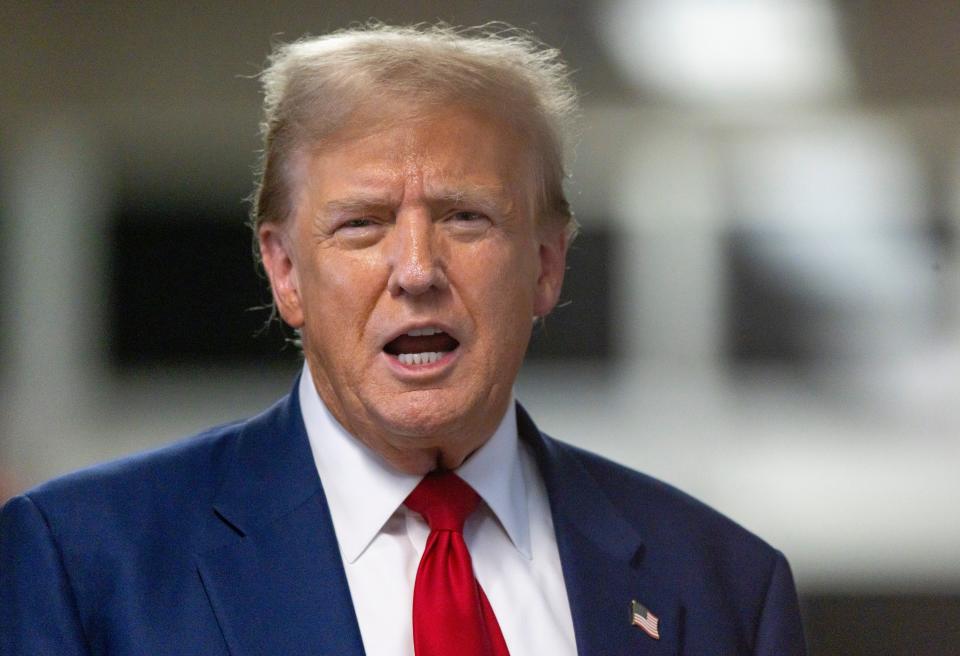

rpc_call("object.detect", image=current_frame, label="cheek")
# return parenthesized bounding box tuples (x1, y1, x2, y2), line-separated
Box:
(299, 253, 385, 343)
(308, 247, 385, 297)
(463, 240, 539, 333)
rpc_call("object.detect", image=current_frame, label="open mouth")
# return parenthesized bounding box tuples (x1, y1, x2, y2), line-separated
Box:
(383, 327, 460, 366)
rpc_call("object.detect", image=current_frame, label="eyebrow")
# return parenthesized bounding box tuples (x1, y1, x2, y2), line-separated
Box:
(321, 196, 396, 217)
(320, 184, 516, 218)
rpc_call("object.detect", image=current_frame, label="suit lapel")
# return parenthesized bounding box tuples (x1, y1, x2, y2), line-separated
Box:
(518, 404, 682, 656)
(195, 383, 365, 656)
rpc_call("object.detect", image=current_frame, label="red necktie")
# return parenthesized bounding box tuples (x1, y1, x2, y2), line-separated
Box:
(404, 471, 510, 656)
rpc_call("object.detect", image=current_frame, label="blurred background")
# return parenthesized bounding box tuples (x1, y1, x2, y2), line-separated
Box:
(1, 1, 958, 653)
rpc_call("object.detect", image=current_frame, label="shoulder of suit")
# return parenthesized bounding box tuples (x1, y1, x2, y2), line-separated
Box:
(25, 419, 242, 503)
(9, 402, 271, 540)
(544, 435, 781, 561)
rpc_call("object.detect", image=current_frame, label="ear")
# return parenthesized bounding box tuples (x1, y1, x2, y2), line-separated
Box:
(258, 222, 305, 329)
(533, 226, 569, 318)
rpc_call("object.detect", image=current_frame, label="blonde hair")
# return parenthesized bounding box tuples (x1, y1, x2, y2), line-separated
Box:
(251, 22, 579, 240)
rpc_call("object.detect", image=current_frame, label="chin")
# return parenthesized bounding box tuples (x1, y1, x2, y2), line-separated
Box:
(369, 389, 475, 440)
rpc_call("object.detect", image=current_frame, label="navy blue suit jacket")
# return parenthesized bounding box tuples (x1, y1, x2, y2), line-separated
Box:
(1, 384, 805, 655)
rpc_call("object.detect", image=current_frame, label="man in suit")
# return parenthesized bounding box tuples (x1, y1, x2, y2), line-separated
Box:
(0, 24, 806, 655)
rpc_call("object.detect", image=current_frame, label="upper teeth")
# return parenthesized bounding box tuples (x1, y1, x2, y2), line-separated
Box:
(406, 327, 443, 337)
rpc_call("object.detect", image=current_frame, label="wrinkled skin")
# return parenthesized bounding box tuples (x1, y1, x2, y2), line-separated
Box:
(259, 106, 567, 474)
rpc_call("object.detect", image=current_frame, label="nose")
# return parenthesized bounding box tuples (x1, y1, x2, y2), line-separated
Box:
(386, 211, 448, 297)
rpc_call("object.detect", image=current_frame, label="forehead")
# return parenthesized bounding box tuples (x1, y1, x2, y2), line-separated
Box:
(298, 106, 534, 206)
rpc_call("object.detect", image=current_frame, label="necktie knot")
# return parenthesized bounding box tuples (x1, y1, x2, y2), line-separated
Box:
(404, 470, 510, 656)
(405, 471, 480, 532)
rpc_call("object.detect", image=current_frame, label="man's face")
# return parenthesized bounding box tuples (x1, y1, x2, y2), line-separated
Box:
(259, 106, 567, 473)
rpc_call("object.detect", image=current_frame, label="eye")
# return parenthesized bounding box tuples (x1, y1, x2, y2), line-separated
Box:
(340, 217, 376, 229)
(444, 210, 492, 237)
(451, 211, 486, 223)
(331, 216, 385, 248)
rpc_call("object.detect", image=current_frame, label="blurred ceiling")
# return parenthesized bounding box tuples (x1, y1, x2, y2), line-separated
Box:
(843, 0, 960, 102)
(2, 1, 960, 108)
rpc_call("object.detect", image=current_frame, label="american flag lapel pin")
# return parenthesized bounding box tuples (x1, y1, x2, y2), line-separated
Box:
(630, 599, 660, 640)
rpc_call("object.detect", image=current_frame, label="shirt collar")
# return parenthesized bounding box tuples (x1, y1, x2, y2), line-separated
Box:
(456, 400, 531, 559)
(298, 363, 531, 563)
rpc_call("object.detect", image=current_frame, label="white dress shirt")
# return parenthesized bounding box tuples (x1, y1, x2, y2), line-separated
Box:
(298, 364, 577, 656)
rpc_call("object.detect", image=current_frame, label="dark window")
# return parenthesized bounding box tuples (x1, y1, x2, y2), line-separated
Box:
(526, 227, 616, 362)
(724, 228, 827, 367)
(108, 198, 297, 367)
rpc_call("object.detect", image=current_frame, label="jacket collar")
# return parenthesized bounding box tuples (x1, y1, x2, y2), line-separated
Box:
(518, 404, 681, 655)
(209, 382, 321, 537)
(196, 377, 366, 656)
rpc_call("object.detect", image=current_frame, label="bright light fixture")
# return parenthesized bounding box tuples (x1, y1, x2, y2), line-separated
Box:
(599, 0, 852, 106)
